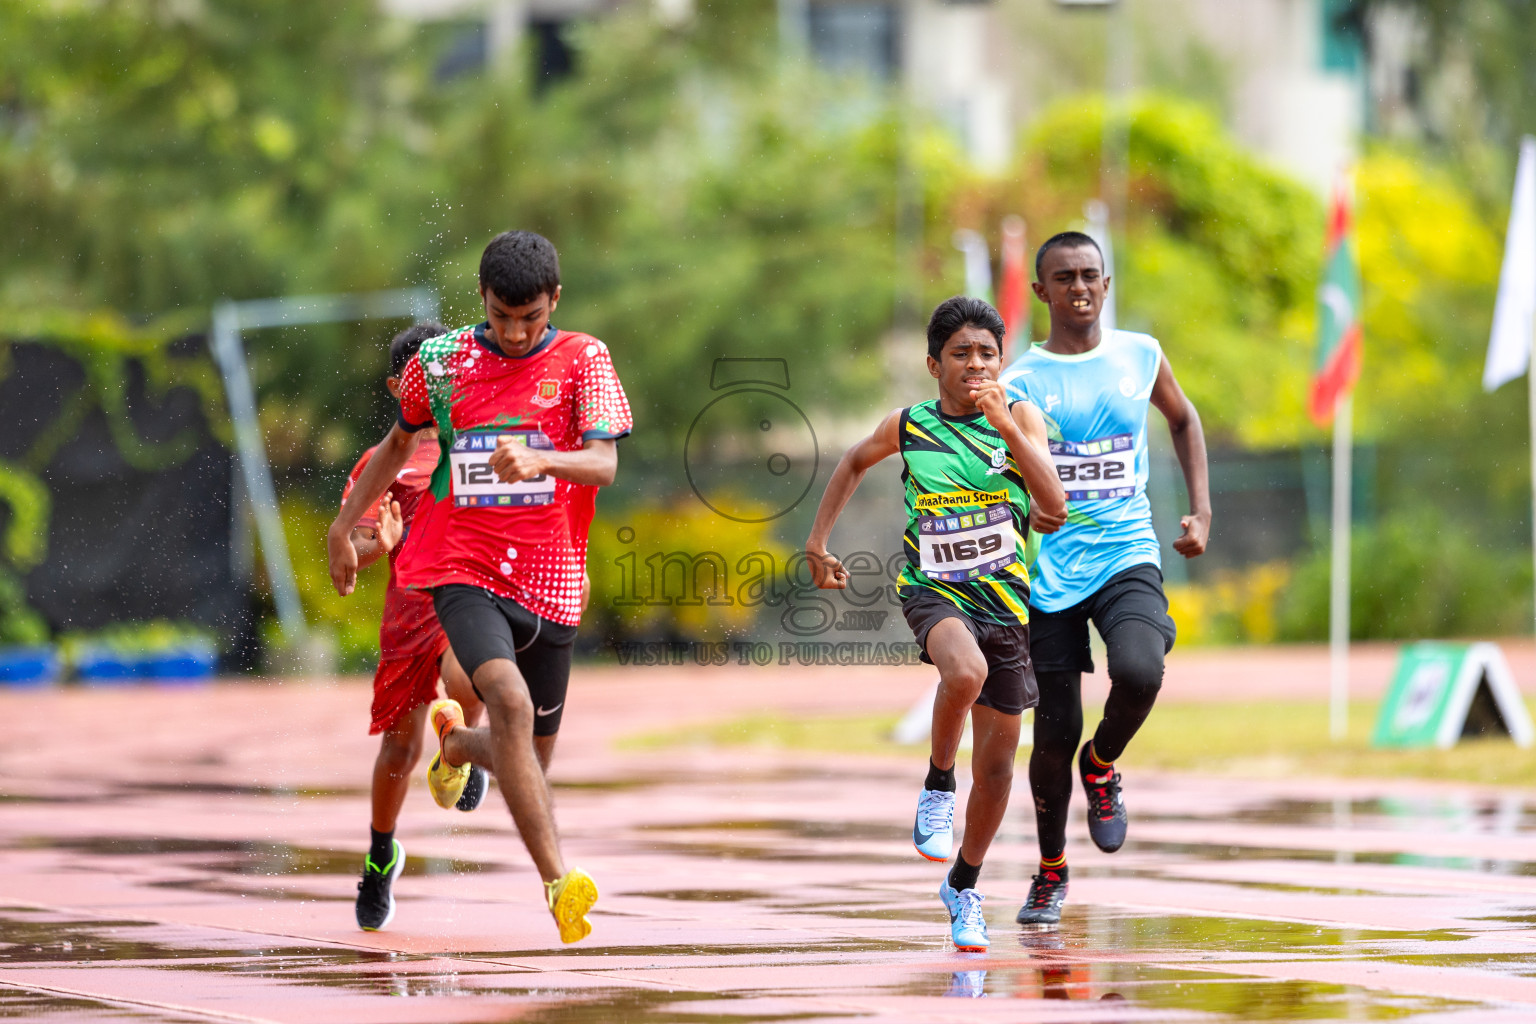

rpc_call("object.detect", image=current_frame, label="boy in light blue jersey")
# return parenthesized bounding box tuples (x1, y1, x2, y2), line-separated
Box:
(1001, 231, 1211, 927)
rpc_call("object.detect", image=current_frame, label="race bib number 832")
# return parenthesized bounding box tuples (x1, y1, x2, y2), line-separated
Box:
(1050, 433, 1136, 501)
(450, 428, 556, 508)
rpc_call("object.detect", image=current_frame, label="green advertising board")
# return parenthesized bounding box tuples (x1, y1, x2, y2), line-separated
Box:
(1372, 642, 1532, 749)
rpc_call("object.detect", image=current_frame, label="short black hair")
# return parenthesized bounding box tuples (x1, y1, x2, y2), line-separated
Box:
(389, 322, 447, 377)
(1034, 230, 1103, 281)
(479, 231, 561, 307)
(926, 296, 1006, 360)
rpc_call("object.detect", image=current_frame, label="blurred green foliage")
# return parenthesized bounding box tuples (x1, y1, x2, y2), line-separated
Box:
(275, 494, 387, 672)
(58, 621, 214, 660)
(0, 0, 920, 468)
(1279, 511, 1534, 641)
(585, 501, 792, 645)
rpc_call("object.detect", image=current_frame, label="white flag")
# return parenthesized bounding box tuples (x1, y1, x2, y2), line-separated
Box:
(1485, 136, 1536, 392)
(951, 229, 993, 303)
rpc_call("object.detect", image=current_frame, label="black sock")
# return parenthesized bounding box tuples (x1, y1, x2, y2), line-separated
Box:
(1038, 857, 1069, 884)
(924, 759, 956, 792)
(367, 827, 395, 869)
(948, 851, 981, 892)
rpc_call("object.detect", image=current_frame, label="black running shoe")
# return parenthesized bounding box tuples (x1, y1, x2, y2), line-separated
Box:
(1079, 741, 1127, 853)
(1015, 870, 1068, 927)
(456, 763, 487, 812)
(355, 839, 404, 931)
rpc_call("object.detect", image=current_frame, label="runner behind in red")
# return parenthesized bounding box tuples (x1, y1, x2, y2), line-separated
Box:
(345, 323, 485, 933)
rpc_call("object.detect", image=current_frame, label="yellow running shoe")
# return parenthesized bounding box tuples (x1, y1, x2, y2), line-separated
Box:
(545, 868, 598, 944)
(426, 698, 469, 809)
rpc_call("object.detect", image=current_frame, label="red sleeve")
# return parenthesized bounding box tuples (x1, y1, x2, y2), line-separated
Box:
(341, 447, 380, 530)
(572, 338, 633, 441)
(396, 352, 434, 432)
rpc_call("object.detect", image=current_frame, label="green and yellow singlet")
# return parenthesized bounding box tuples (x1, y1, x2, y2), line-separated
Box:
(895, 400, 1038, 626)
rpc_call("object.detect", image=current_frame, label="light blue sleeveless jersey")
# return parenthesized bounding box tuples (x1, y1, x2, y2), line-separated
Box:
(999, 330, 1163, 612)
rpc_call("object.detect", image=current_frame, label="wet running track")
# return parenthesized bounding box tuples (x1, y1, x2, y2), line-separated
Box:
(4, 656, 1536, 1023)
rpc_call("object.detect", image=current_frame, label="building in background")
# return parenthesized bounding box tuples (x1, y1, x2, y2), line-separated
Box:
(381, 0, 1411, 194)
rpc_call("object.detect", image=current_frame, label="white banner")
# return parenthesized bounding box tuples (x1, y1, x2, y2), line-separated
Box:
(1485, 137, 1536, 392)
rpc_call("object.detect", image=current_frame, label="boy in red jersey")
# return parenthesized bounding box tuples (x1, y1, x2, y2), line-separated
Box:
(328, 232, 632, 944)
(343, 323, 488, 932)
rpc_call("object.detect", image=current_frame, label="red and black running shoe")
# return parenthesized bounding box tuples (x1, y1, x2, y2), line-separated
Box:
(1015, 869, 1068, 927)
(1079, 741, 1127, 853)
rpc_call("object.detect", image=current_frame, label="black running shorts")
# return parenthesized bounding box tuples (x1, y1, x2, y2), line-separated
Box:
(901, 588, 1038, 715)
(431, 584, 577, 736)
(1026, 563, 1177, 675)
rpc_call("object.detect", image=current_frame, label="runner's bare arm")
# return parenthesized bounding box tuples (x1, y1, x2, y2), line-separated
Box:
(805, 409, 902, 589)
(488, 438, 617, 487)
(328, 425, 422, 596)
(974, 380, 1067, 530)
(349, 495, 403, 570)
(1149, 355, 1211, 557)
(1005, 396, 1068, 532)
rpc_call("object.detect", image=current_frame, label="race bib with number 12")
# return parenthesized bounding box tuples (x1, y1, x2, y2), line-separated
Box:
(450, 428, 556, 508)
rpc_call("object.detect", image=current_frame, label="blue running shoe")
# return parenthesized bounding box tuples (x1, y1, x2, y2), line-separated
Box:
(913, 788, 955, 861)
(944, 969, 988, 998)
(940, 879, 989, 951)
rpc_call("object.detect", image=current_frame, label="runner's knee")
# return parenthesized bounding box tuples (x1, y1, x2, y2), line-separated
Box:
(476, 669, 535, 723)
(944, 656, 988, 696)
(971, 752, 1014, 793)
(1104, 621, 1165, 701)
(378, 727, 422, 768)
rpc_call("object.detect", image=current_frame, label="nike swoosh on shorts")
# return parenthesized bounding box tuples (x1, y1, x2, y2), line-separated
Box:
(536, 704, 563, 717)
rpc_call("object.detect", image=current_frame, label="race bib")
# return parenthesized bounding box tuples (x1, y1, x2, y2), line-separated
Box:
(449, 428, 556, 508)
(918, 502, 1018, 582)
(1050, 433, 1135, 501)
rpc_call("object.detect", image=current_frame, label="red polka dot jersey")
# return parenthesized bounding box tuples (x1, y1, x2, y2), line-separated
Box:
(394, 323, 633, 625)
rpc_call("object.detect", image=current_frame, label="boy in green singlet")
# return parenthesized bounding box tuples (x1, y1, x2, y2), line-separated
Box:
(806, 296, 1066, 951)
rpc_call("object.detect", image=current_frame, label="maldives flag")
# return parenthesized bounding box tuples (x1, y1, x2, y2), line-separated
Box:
(1310, 176, 1363, 425)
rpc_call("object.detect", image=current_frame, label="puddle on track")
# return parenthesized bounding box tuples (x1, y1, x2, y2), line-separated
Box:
(0, 902, 1515, 1022)
(6, 760, 1535, 1021)
(0, 987, 213, 1022)
(17, 835, 494, 877)
(0, 909, 403, 966)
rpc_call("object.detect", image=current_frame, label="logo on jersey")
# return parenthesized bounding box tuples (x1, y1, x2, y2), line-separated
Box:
(987, 447, 1008, 474)
(531, 378, 562, 408)
(1119, 376, 1137, 397)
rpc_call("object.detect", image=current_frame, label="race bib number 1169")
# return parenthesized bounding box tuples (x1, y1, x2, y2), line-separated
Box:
(918, 503, 1018, 582)
(450, 428, 556, 508)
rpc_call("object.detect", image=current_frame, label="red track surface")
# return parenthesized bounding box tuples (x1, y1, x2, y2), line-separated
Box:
(4, 647, 1536, 1022)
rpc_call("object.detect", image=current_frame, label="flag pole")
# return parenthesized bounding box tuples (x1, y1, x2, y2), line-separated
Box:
(1529, 316, 1536, 640)
(1329, 394, 1353, 741)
